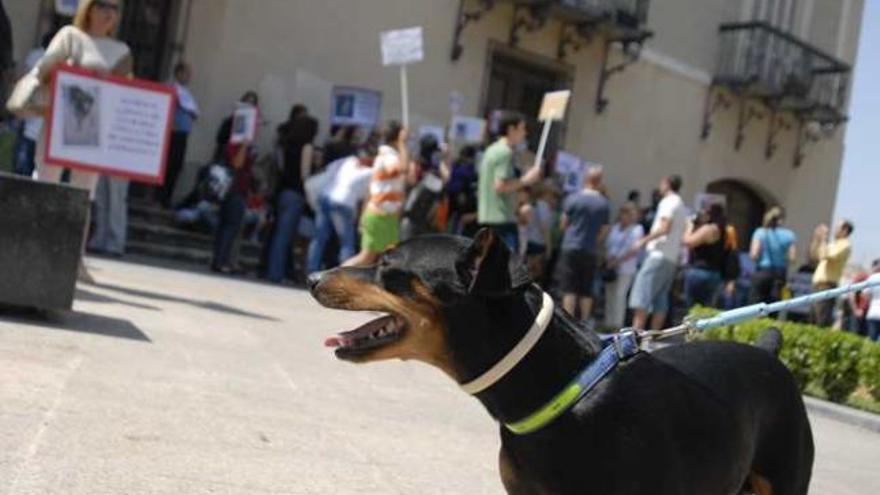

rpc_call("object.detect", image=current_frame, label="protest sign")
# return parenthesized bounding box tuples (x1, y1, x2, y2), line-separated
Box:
(229, 105, 258, 144)
(45, 65, 175, 184)
(381, 27, 425, 66)
(380, 26, 425, 128)
(555, 151, 586, 194)
(539, 90, 572, 122)
(330, 86, 382, 127)
(450, 116, 486, 143)
(534, 90, 573, 170)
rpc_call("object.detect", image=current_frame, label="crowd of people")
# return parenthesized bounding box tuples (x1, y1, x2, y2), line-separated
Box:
(155, 98, 878, 338)
(5, 0, 877, 341)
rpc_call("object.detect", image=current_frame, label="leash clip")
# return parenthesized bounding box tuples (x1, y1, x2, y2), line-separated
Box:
(612, 334, 625, 360)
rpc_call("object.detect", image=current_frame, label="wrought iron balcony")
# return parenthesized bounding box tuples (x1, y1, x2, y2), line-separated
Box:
(451, 0, 652, 112)
(451, 0, 651, 61)
(714, 21, 851, 124)
(510, 0, 649, 35)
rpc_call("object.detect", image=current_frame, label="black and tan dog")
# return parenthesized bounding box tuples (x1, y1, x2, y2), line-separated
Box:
(309, 229, 813, 495)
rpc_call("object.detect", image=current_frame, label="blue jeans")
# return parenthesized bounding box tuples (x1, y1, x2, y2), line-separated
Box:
(213, 192, 246, 268)
(13, 129, 36, 177)
(266, 189, 305, 282)
(868, 319, 880, 342)
(307, 196, 356, 274)
(684, 267, 723, 309)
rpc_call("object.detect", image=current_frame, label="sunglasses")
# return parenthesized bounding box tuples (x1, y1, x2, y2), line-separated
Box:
(93, 1, 120, 12)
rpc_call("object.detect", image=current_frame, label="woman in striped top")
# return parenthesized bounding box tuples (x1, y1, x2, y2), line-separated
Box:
(344, 122, 410, 267)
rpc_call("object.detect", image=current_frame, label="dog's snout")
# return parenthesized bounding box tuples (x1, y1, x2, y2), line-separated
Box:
(307, 271, 324, 292)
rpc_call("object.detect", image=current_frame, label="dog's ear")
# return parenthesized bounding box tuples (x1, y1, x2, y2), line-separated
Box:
(458, 228, 531, 297)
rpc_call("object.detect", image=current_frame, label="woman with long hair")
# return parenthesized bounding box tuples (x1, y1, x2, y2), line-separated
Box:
(265, 110, 318, 283)
(683, 203, 728, 309)
(28, 0, 132, 279)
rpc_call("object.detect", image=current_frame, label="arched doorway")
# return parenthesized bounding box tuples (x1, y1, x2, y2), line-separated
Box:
(706, 179, 770, 250)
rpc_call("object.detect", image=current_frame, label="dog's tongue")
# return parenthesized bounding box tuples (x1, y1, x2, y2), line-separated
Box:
(324, 336, 342, 348)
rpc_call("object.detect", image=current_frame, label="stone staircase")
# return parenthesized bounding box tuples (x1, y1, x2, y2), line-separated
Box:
(125, 200, 263, 273)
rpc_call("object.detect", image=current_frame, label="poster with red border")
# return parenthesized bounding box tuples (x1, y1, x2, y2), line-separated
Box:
(44, 65, 176, 185)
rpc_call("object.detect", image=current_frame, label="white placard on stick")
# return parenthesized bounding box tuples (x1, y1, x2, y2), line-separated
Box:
(533, 89, 573, 170)
(380, 27, 425, 66)
(331, 86, 382, 127)
(380, 26, 424, 128)
(450, 116, 486, 143)
(45, 66, 175, 185)
(229, 105, 258, 144)
(538, 90, 572, 122)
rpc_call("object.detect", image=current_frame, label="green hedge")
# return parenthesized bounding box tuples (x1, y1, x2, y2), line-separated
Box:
(690, 307, 880, 405)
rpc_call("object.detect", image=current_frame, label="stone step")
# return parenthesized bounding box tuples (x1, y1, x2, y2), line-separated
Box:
(128, 200, 177, 227)
(127, 221, 264, 259)
(125, 240, 260, 273)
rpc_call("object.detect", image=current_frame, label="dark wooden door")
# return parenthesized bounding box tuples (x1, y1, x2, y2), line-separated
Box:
(118, 0, 176, 80)
(707, 179, 769, 250)
(485, 52, 569, 154)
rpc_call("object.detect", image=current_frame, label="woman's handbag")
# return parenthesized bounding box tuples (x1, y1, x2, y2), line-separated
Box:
(601, 263, 619, 284)
(5, 69, 48, 118)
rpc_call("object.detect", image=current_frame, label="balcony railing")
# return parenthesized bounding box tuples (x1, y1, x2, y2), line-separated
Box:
(511, 0, 650, 33)
(714, 21, 850, 122)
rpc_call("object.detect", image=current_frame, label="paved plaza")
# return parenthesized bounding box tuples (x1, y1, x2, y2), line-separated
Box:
(1, 258, 879, 494)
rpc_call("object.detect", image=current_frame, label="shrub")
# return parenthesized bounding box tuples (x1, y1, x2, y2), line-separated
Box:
(810, 331, 862, 403)
(776, 325, 814, 391)
(860, 342, 880, 402)
(691, 307, 880, 405)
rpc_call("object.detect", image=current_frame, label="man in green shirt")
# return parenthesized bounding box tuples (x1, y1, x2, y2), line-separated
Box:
(478, 112, 543, 252)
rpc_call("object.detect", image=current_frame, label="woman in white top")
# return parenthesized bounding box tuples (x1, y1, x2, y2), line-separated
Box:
(31, 0, 132, 278)
(33, 0, 132, 193)
(604, 202, 645, 329)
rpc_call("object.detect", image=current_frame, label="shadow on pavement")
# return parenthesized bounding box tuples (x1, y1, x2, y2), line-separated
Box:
(0, 305, 151, 342)
(89, 282, 280, 322)
(76, 288, 162, 312)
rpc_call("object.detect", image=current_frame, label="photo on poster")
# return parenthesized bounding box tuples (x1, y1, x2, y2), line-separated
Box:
(450, 116, 486, 143)
(330, 87, 382, 127)
(46, 66, 176, 184)
(230, 105, 258, 144)
(335, 94, 355, 119)
(62, 83, 101, 147)
(554, 151, 587, 194)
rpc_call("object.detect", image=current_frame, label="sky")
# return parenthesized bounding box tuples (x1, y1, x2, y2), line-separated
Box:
(834, 0, 880, 267)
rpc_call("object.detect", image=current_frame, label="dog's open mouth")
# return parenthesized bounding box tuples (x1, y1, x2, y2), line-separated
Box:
(324, 314, 408, 359)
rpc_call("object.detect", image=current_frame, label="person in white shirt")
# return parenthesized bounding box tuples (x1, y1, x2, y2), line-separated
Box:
(604, 202, 645, 329)
(628, 175, 688, 330)
(306, 150, 375, 273)
(865, 260, 880, 342)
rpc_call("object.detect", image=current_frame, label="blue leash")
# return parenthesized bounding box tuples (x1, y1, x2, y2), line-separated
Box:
(640, 277, 880, 342)
(506, 278, 880, 435)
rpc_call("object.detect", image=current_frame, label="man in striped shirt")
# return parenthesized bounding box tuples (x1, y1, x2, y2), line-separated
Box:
(344, 122, 411, 267)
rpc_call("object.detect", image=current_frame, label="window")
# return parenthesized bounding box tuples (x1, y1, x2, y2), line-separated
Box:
(483, 48, 572, 155)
